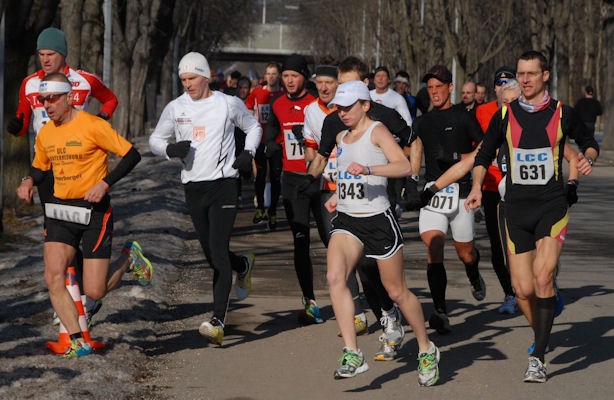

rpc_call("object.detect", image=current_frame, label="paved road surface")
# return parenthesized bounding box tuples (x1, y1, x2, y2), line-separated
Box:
(142, 159, 614, 400)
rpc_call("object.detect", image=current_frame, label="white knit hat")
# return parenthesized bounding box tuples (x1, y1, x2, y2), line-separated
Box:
(178, 52, 211, 78)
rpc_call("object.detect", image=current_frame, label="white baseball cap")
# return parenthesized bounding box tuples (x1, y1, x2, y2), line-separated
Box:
(330, 80, 371, 107)
(178, 52, 211, 78)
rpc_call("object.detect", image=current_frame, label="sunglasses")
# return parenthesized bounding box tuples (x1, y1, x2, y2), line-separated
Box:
(37, 93, 67, 104)
(495, 79, 509, 86)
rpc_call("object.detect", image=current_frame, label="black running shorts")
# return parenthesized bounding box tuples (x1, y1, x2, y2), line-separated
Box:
(331, 208, 403, 259)
(504, 196, 568, 255)
(45, 201, 114, 259)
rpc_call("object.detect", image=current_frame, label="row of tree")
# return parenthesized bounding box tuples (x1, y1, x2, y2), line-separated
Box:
(1, 0, 613, 214)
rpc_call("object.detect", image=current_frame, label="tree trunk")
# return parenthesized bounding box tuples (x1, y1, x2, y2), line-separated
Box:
(60, 0, 83, 67)
(2, 0, 58, 210)
(601, 0, 614, 149)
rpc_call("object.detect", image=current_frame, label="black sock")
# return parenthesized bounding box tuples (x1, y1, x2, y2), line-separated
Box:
(69, 333, 83, 342)
(427, 263, 447, 313)
(464, 248, 480, 283)
(532, 296, 557, 363)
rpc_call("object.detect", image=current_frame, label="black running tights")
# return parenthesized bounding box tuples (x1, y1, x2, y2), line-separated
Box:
(184, 178, 246, 323)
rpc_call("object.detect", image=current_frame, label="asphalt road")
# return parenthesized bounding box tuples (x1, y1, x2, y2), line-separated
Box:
(143, 159, 614, 400)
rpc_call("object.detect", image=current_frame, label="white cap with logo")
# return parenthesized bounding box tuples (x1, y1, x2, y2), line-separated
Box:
(330, 80, 371, 107)
(178, 52, 211, 79)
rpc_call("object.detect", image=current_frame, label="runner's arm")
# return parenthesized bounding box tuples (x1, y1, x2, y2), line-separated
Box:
(83, 71, 118, 118)
(149, 103, 177, 159)
(9, 79, 33, 136)
(348, 124, 410, 178)
(230, 96, 262, 153)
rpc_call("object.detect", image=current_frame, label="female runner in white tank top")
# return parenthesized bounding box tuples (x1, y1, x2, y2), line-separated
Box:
(324, 81, 440, 386)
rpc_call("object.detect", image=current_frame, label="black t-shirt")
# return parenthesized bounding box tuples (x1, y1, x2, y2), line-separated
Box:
(414, 105, 483, 197)
(574, 97, 602, 124)
(318, 101, 413, 157)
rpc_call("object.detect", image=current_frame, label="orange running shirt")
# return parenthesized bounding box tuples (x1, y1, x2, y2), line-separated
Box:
(32, 111, 133, 199)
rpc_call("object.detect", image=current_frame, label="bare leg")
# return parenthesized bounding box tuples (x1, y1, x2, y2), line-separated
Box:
(44, 242, 80, 334)
(327, 233, 363, 351)
(377, 250, 431, 353)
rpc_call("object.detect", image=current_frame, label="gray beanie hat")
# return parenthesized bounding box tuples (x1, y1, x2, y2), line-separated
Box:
(37, 28, 68, 57)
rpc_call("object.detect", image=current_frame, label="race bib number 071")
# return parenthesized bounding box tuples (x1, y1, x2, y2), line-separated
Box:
(511, 147, 554, 185)
(424, 182, 459, 215)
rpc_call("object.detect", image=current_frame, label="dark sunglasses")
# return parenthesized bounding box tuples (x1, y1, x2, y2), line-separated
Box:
(495, 79, 509, 86)
(37, 93, 67, 104)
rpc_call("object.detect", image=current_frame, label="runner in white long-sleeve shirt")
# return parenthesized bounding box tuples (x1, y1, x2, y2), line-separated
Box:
(149, 52, 262, 346)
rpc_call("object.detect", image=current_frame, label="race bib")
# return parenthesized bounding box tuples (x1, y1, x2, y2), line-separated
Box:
(511, 147, 554, 185)
(424, 182, 459, 215)
(323, 147, 337, 184)
(284, 128, 304, 160)
(258, 104, 271, 124)
(45, 203, 91, 225)
(336, 170, 368, 205)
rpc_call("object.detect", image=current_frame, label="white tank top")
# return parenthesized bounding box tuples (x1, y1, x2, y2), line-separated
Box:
(336, 121, 390, 215)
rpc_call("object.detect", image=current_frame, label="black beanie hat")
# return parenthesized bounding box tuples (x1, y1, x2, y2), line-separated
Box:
(283, 54, 309, 78)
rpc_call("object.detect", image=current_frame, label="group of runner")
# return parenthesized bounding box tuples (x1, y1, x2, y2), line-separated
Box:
(10, 27, 600, 386)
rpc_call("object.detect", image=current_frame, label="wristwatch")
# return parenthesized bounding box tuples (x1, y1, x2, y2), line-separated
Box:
(410, 174, 420, 182)
(21, 175, 33, 182)
(568, 179, 579, 186)
(585, 156, 594, 166)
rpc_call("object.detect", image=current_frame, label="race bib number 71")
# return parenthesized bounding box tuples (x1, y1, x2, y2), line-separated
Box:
(284, 129, 304, 160)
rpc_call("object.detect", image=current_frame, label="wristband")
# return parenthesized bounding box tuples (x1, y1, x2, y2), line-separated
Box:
(367, 166, 371, 175)
(568, 179, 579, 186)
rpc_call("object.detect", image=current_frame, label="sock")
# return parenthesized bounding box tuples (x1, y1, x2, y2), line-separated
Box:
(532, 296, 557, 363)
(427, 263, 447, 314)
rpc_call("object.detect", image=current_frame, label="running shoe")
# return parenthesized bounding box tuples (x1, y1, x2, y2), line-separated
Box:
(124, 240, 153, 286)
(253, 209, 266, 224)
(417, 342, 440, 386)
(235, 253, 255, 300)
(85, 299, 103, 328)
(63, 340, 93, 359)
(428, 310, 451, 334)
(381, 306, 404, 348)
(267, 214, 277, 231)
(498, 295, 517, 314)
(524, 356, 547, 383)
(374, 334, 396, 361)
(470, 273, 486, 301)
(334, 348, 369, 379)
(298, 298, 324, 325)
(199, 317, 224, 345)
(337, 314, 368, 337)
(554, 280, 564, 317)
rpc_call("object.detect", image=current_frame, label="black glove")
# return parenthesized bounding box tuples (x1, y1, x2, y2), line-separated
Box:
(402, 177, 421, 210)
(319, 127, 337, 157)
(96, 112, 109, 120)
(297, 174, 320, 199)
(566, 181, 578, 207)
(166, 140, 191, 159)
(7, 113, 24, 135)
(292, 125, 306, 148)
(232, 150, 253, 174)
(418, 186, 438, 209)
(264, 141, 282, 158)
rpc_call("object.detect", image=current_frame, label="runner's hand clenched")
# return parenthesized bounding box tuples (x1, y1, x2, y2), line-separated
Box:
(166, 140, 191, 159)
(232, 150, 254, 174)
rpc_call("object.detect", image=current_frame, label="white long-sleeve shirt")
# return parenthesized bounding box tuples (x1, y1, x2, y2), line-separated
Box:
(370, 88, 413, 126)
(149, 91, 261, 183)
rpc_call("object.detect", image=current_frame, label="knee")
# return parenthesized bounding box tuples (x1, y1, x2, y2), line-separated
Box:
(85, 288, 105, 301)
(44, 268, 66, 293)
(512, 281, 534, 300)
(533, 272, 554, 293)
(384, 284, 407, 305)
(458, 249, 475, 264)
(326, 269, 346, 290)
